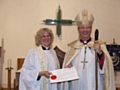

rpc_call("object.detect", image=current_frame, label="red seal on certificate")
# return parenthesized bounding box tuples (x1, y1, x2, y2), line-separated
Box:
(51, 75, 57, 80)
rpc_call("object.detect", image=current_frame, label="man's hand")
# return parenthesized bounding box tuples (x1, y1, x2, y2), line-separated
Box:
(94, 41, 102, 54)
(65, 64, 72, 68)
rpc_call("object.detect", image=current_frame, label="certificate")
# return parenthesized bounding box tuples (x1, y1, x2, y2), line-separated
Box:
(50, 67, 79, 83)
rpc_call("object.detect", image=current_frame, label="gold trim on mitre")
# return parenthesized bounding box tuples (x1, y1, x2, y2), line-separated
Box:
(75, 9, 94, 27)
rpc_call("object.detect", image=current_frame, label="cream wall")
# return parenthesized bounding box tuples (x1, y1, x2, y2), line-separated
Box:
(0, 0, 120, 88)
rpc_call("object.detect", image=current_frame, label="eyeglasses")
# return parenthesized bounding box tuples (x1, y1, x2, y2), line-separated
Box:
(41, 35, 51, 38)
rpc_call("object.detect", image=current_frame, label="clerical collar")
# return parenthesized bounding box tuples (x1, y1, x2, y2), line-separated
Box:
(80, 38, 91, 45)
(41, 46, 50, 50)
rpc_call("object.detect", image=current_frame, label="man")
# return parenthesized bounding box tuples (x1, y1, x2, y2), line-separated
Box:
(62, 10, 116, 90)
(19, 28, 60, 90)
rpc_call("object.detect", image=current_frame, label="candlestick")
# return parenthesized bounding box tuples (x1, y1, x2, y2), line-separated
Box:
(5, 59, 13, 90)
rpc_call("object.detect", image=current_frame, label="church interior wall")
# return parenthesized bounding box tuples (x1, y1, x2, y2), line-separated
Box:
(0, 0, 120, 88)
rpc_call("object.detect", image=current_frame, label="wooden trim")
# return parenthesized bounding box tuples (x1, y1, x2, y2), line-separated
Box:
(116, 88, 120, 90)
(0, 86, 3, 90)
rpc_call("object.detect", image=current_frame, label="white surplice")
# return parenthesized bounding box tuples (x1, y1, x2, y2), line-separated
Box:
(19, 45, 60, 90)
(62, 39, 116, 90)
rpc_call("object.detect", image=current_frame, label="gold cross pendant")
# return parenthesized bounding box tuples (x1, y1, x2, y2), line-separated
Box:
(81, 59, 88, 69)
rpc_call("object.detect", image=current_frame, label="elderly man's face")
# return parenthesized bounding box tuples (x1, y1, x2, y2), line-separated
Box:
(78, 25, 92, 40)
(40, 31, 52, 47)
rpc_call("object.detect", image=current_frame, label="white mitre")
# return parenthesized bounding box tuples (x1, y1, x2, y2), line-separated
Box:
(75, 9, 94, 27)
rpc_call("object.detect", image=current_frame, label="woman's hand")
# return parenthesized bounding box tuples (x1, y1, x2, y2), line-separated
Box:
(39, 71, 52, 78)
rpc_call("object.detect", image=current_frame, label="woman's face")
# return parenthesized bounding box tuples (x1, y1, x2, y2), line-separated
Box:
(78, 25, 92, 40)
(40, 31, 52, 47)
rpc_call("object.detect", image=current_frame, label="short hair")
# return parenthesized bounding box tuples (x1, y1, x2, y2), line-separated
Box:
(35, 28, 54, 47)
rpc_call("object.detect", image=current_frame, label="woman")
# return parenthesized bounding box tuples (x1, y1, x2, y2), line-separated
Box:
(19, 28, 60, 90)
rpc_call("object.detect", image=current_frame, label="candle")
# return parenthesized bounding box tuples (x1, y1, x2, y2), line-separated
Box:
(8, 59, 11, 68)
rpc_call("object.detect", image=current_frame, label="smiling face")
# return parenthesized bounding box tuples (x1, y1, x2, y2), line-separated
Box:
(40, 31, 52, 47)
(78, 25, 92, 41)
(35, 28, 54, 47)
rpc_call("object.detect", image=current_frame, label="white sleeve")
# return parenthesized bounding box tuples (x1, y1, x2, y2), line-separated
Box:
(19, 49, 40, 90)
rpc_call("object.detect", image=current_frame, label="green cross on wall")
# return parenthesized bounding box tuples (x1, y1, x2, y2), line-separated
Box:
(43, 5, 74, 38)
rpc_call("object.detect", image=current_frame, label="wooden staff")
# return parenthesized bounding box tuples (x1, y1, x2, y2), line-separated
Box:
(95, 29, 99, 90)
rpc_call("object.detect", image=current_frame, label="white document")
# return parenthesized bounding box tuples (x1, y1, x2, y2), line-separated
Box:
(50, 67, 79, 83)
